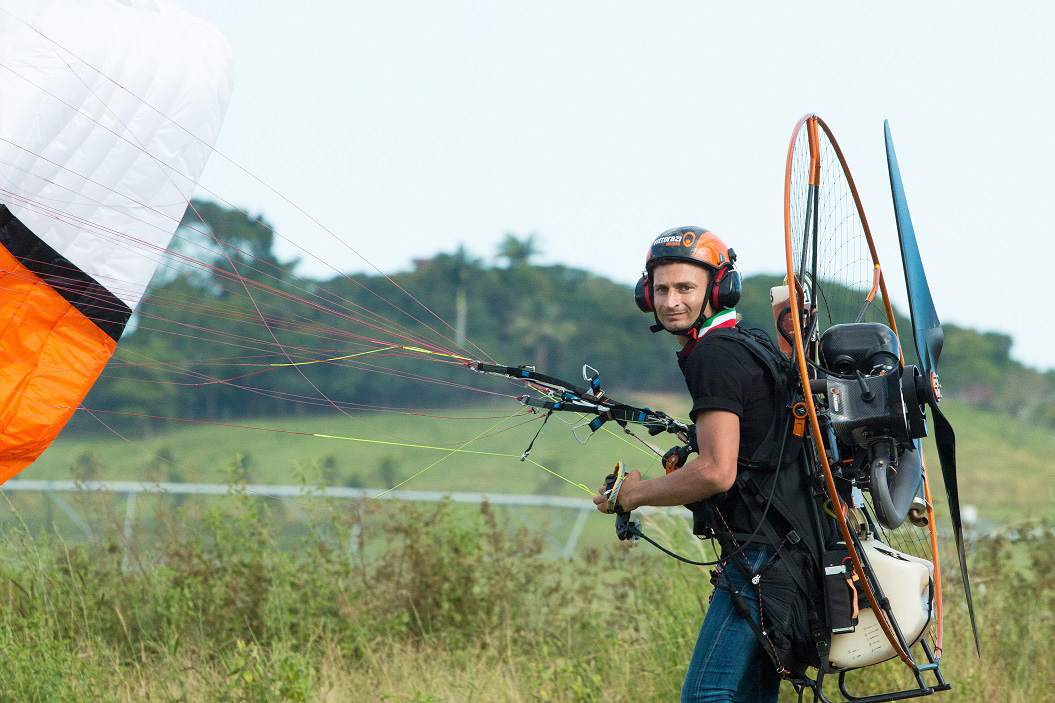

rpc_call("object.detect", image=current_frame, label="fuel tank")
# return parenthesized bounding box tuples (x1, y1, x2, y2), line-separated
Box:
(828, 539, 934, 669)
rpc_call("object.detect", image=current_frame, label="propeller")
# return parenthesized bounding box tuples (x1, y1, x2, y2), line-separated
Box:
(885, 120, 980, 654)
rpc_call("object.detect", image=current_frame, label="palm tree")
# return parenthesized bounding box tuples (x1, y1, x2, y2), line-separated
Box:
(508, 299, 576, 371)
(497, 232, 540, 268)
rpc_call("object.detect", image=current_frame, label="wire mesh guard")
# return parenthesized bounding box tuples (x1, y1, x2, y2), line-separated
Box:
(787, 122, 890, 334)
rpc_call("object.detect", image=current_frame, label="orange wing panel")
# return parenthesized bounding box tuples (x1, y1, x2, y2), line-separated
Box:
(0, 245, 115, 482)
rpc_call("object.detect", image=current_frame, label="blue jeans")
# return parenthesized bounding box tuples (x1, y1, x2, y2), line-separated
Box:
(681, 546, 782, 703)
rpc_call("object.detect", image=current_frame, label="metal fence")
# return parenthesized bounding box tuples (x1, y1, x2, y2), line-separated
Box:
(0, 480, 655, 559)
(0, 480, 1005, 565)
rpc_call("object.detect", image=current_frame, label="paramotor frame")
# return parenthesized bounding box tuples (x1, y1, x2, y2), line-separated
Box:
(782, 114, 967, 702)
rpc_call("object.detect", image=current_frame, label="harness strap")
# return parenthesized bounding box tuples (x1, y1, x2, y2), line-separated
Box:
(719, 474, 831, 676)
(713, 559, 788, 676)
(735, 474, 814, 597)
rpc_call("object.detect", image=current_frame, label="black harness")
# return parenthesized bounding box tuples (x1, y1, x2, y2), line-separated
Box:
(685, 327, 833, 678)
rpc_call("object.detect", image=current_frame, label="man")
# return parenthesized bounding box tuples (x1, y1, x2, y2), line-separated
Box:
(593, 226, 802, 703)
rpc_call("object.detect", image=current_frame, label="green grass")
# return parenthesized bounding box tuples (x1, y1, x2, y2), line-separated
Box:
(0, 395, 1051, 700)
(34, 402, 669, 496)
(0, 494, 1045, 702)
(929, 403, 1055, 523)
(20, 399, 689, 557)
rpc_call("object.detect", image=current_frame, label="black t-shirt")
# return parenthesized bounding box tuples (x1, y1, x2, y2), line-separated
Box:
(677, 326, 778, 534)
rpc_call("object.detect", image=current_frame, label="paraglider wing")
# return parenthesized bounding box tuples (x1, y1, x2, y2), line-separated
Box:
(0, 0, 233, 480)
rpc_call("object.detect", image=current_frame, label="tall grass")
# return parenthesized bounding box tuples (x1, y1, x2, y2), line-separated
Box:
(0, 481, 1048, 702)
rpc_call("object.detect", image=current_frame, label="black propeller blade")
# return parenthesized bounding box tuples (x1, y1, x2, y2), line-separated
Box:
(885, 120, 980, 655)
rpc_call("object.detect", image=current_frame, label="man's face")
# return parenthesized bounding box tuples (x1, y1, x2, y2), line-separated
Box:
(652, 262, 712, 334)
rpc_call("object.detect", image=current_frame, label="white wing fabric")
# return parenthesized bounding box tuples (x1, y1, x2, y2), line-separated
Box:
(0, 0, 233, 478)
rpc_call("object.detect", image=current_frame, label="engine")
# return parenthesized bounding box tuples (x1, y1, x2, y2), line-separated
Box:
(817, 323, 929, 529)
(819, 323, 923, 449)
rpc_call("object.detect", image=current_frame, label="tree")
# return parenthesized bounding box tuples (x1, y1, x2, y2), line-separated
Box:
(78, 198, 1054, 434)
(422, 246, 480, 347)
(508, 298, 577, 371)
(496, 233, 540, 268)
(82, 337, 183, 437)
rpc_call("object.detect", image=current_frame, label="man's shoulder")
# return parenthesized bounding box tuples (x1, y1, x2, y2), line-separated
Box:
(691, 326, 776, 364)
(679, 333, 757, 387)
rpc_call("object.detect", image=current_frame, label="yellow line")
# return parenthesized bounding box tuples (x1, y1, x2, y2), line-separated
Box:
(271, 345, 472, 368)
(313, 433, 518, 457)
(365, 413, 522, 499)
(522, 457, 592, 494)
(271, 346, 398, 366)
(313, 423, 593, 497)
(601, 425, 663, 464)
(402, 345, 471, 361)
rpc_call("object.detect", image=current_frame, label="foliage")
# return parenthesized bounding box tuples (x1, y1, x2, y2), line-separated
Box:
(497, 232, 541, 268)
(77, 200, 1055, 435)
(0, 489, 1049, 701)
(736, 272, 1055, 428)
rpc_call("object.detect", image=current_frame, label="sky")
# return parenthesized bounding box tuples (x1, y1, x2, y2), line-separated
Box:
(173, 0, 1055, 370)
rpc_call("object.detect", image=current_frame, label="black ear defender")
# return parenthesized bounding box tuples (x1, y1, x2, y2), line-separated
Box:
(634, 274, 653, 312)
(636, 273, 665, 332)
(711, 266, 742, 311)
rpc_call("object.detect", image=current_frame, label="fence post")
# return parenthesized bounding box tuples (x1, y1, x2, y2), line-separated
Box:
(46, 492, 93, 537)
(562, 506, 590, 558)
(122, 491, 137, 570)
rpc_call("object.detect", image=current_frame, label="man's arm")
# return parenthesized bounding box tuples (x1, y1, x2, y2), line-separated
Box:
(594, 409, 739, 512)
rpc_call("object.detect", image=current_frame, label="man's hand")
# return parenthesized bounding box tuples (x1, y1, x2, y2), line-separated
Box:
(594, 410, 739, 513)
(593, 468, 642, 513)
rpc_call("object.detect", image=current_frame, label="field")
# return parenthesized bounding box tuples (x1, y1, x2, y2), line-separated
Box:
(0, 398, 1051, 701)
(22, 397, 1055, 525)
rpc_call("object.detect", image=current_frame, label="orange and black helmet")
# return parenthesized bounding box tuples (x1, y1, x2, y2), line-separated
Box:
(635, 227, 741, 321)
(644, 226, 735, 275)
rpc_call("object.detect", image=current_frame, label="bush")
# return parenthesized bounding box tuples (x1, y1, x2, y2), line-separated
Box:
(0, 492, 1048, 701)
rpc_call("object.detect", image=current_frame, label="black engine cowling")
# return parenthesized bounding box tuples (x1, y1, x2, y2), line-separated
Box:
(818, 323, 927, 529)
(820, 323, 908, 448)
(819, 322, 900, 375)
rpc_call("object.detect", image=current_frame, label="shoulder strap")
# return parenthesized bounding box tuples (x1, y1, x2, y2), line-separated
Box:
(706, 326, 802, 470)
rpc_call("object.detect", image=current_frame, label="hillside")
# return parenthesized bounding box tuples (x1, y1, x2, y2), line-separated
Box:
(72, 201, 1055, 443)
(24, 397, 1055, 527)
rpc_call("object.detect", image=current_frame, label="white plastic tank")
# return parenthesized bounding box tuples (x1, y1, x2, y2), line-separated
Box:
(828, 539, 934, 669)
